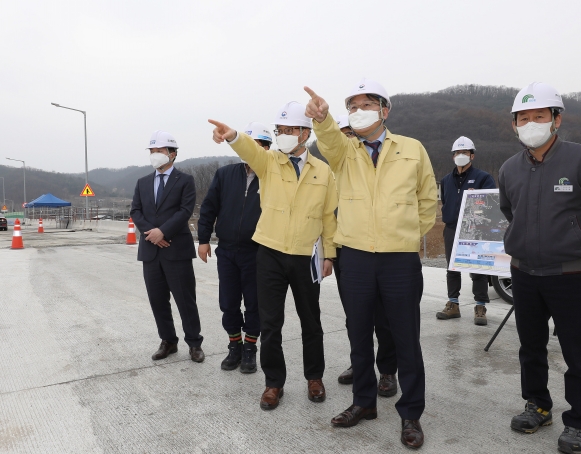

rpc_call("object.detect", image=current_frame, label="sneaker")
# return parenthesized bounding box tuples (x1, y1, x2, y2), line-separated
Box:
(221, 342, 242, 371)
(511, 401, 553, 434)
(558, 426, 581, 453)
(474, 305, 488, 326)
(436, 301, 461, 320)
(240, 342, 257, 374)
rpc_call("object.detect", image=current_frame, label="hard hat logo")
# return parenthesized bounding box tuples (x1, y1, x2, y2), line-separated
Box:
(150, 140, 156, 145)
(281, 111, 287, 117)
(522, 94, 536, 104)
(359, 84, 365, 89)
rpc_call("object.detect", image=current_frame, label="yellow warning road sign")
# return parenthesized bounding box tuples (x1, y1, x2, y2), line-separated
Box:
(80, 184, 95, 197)
(1, 205, 7, 211)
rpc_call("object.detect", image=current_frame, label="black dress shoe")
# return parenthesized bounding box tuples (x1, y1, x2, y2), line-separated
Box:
(152, 340, 178, 360)
(331, 405, 377, 427)
(401, 419, 424, 449)
(190, 346, 205, 363)
(378, 374, 398, 397)
(338, 366, 353, 384)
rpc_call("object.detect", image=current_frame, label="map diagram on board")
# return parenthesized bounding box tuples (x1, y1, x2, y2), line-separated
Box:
(449, 189, 511, 277)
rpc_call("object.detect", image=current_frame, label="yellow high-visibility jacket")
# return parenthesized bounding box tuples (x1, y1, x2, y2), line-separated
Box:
(230, 132, 337, 258)
(314, 114, 437, 253)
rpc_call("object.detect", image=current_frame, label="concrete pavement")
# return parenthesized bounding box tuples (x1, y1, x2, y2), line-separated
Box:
(0, 233, 567, 453)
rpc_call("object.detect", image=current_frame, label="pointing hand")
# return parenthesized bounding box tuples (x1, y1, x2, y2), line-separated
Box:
(208, 119, 237, 144)
(304, 86, 329, 123)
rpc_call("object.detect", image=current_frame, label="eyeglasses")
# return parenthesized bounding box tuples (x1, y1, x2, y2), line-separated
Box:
(453, 150, 471, 156)
(344, 131, 355, 137)
(347, 102, 380, 114)
(274, 127, 302, 136)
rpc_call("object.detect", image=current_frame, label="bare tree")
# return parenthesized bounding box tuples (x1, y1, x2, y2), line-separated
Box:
(178, 161, 222, 216)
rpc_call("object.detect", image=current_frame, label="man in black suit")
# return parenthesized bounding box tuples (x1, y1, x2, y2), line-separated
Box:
(130, 130, 204, 362)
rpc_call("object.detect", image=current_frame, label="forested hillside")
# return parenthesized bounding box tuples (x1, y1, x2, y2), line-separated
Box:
(4, 85, 580, 210)
(310, 85, 581, 181)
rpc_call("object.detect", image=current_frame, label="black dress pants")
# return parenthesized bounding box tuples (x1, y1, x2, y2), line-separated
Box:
(511, 266, 581, 428)
(444, 225, 489, 303)
(333, 247, 397, 374)
(143, 255, 203, 348)
(340, 247, 425, 420)
(256, 245, 324, 388)
(215, 246, 260, 337)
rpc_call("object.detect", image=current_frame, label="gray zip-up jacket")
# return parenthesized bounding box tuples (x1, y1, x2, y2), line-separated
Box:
(499, 137, 581, 275)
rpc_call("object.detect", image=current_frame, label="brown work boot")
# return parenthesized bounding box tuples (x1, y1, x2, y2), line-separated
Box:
(436, 301, 461, 320)
(151, 340, 178, 360)
(474, 305, 488, 326)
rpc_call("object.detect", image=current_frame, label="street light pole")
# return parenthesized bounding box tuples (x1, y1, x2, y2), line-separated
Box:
(0, 176, 5, 208)
(6, 158, 26, 219)
(51, 103, 89, 220)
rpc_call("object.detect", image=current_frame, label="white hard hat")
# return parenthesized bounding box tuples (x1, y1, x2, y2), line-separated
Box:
(272, 101, 312, 128)
(511, 82, 565, 114)
(452, 136, 476, 152)
(336, 115, 350, 129)
(244, 122, 273, 142)
(345, 77, 391, 110)
(147, 130, 179, 149)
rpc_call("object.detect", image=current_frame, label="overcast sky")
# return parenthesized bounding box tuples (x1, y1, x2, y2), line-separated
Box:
(2, 0, 580, 174)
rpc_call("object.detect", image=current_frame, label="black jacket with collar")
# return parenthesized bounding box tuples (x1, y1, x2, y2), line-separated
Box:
(499, 138, 581, 275)
(197, 163, 260, 251)
(130, 167, 196, 261)
(441, 165, 496, 228)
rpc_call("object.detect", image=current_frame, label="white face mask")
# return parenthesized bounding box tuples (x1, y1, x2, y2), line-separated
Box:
(276, 134, 300, 154)
(349, 109, 380, 130)
(516, 121, 555, 149)
(150, 152, 170, 169)
(454, 154, 471, 167)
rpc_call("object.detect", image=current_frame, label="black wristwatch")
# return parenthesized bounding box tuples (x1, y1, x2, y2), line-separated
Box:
(324, 258, 336, 262)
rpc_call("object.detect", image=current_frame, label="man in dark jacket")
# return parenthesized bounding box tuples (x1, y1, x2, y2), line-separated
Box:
(436, 136, 496, 325)
(499, 82, 581, 454)
(198, 122, 271, 374)
(131, 130, 204, 363)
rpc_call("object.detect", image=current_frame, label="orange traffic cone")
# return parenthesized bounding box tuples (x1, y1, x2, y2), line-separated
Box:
(11, 219, 24, 249)
(126, 218, 137, 244)
(38, 218, 44, 233)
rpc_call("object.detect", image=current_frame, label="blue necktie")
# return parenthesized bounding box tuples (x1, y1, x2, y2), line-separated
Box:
(289, 156, 301, 180)
(364, 141, 381, 167)
(156, 174, 165, 207)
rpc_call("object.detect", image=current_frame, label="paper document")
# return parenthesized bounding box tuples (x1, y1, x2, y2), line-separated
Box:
(311, 237, 325, 284)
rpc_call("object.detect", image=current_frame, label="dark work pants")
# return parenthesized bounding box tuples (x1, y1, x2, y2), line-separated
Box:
(143, 255, 203, 348)
(256, 245, 324, 388)
(444, 225, 489, 303)
(215, 246, 260, 337)
(511, 267, 581, 428)
(341, 247, 425, 419)
(333, 248, 397, 374)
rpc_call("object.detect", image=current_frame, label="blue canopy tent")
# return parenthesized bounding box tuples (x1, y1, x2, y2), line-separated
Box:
(25, 193, 72, 228)
(25, 193, 72, 208)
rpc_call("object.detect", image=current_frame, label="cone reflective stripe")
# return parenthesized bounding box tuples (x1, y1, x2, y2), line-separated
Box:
(38, 218, 44, 233)
(126, 218, 137, 245)
(11, 219, 24, 249)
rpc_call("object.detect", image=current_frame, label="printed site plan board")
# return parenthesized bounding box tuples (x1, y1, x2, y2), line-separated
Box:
(449, 189, 511, 277)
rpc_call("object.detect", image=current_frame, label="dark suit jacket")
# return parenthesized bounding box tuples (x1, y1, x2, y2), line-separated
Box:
(130, 168, 197, 262)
